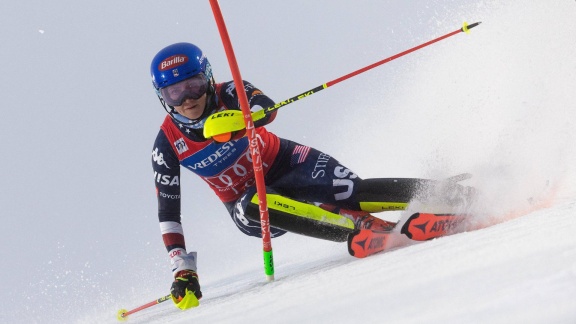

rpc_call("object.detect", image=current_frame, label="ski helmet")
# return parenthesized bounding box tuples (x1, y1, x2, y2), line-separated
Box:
(151, 42, 215, 125)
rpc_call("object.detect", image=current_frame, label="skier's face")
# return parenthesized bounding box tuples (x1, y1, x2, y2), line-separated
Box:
(173, 93, 207, 120)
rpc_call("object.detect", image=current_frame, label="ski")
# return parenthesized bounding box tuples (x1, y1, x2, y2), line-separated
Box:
(347, 229, 394, 258)
(347, 173, 474, 258)
(400, 212, 467, 241)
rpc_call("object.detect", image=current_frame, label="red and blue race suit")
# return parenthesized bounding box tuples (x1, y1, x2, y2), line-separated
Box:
(152, 81, 385, 252)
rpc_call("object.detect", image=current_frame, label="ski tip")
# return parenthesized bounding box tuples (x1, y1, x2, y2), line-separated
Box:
(347, 229, 392, 258)
(400, 213, 418, 239)
(347, 230, 361, 257)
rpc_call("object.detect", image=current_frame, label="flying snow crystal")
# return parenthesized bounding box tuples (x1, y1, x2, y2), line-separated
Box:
(39, 29, 45, 34)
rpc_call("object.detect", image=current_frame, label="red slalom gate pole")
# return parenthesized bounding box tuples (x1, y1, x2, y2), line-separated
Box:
(209, 0, 275, 282)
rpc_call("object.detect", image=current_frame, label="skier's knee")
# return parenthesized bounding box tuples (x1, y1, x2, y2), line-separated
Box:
(230, 189, 286, 238)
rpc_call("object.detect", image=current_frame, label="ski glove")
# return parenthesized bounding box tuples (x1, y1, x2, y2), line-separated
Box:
(171, 270, 202, 310)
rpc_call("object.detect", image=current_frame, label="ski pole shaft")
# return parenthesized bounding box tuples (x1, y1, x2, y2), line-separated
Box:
(259, 22, 481, 117)
(209, 0, 275, 282)
(203, 22, 481, 140)
(117, 294, 171, 321)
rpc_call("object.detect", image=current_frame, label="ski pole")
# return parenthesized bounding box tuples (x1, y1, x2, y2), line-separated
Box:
(259, 22, 482, 116)
(117, 294, 171, 321)
(204, 21, 481, 139)
(209, 0, 275, 282)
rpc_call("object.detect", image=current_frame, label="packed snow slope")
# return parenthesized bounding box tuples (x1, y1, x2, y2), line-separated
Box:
(130, 203, 576, 324)
(1, 1, 575, 323)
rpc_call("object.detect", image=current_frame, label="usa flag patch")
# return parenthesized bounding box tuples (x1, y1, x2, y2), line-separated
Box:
(291, 145, 311, 166)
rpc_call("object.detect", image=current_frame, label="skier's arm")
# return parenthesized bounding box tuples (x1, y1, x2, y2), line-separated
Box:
(245, 81, 278, 127)
(152, 131, 197, 276)
(218, 80, 278, 127)
(153, 131, 202, 309)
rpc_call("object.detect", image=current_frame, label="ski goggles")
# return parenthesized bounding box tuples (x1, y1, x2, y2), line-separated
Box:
(160, 74, 209, 106)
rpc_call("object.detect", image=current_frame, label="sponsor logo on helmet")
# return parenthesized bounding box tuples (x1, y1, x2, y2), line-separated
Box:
(204, 62, 213, 79)
(159, 55, 188, 71)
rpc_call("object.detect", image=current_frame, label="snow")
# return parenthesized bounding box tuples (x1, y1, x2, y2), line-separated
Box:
(1, 1, 575, 323)
(112, 201, 576, 324)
